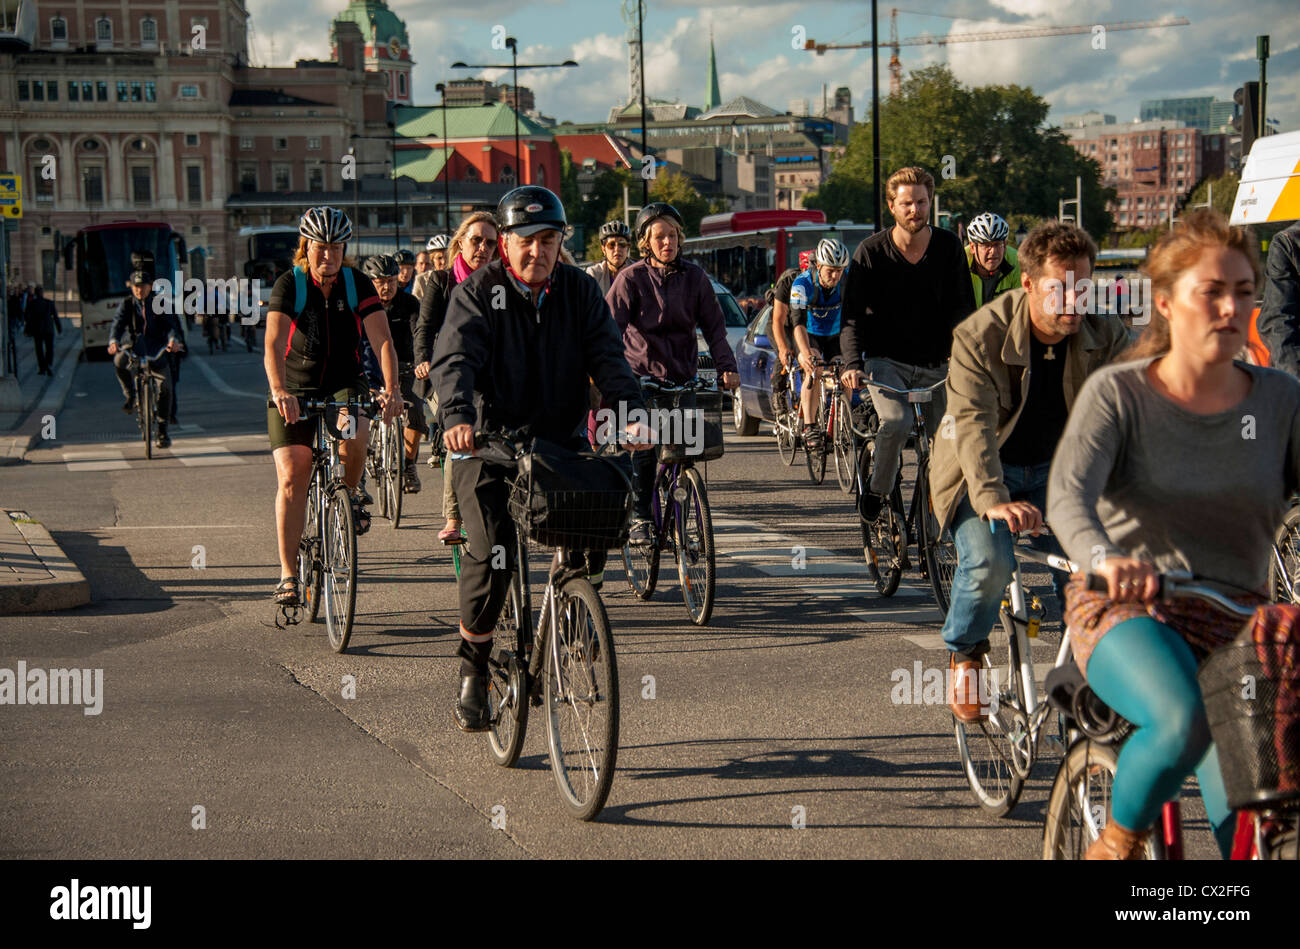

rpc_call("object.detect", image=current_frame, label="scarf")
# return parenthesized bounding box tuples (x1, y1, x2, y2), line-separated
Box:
(452, 252, 474, 285)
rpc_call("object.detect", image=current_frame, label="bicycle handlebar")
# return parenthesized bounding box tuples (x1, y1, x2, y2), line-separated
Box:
(638, 376, 719, 393)
(1083, 571, 1257, 618)
(265, 395, 381, 413)
(859, 379, 947, 397)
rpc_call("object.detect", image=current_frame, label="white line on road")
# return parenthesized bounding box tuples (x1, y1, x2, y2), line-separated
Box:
(188, 351, 266, 400)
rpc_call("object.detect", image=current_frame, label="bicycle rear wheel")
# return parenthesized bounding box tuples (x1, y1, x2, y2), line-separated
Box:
(954, 616, 1026, 816)
(832, 392, 855, 494)
(299, 480, 324, 623)
(1270, 504, 1300, 603)
(545, 577, 619, 820)
(1041, 740, 1162, 859)
(385, 422, 403, 530)
(917, 460, 958, 616)
(323, 484, 358, 652)
(141, 377, 154, 459)
(775, 412, 797, 465)
(488, 571, 529, 767)
(676, 467, 716, 626)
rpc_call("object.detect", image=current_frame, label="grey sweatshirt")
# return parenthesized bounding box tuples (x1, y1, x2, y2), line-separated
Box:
(1048, 358, 1300, 593)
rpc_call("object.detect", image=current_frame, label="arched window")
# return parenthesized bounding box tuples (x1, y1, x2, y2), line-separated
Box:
(96, 16, 113, 46)
(140, 17, 158, 48)
(398, 73, 407, 97)
(465, 165, 480, 182)
(500, 165, 516, 187)
(50, 16, 68, 47)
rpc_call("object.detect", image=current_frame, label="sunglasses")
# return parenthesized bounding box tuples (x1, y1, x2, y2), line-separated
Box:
(605, 240, 629, 249)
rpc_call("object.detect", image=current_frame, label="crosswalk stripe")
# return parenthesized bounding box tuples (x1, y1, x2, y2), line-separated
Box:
(175, 448, 243, 466)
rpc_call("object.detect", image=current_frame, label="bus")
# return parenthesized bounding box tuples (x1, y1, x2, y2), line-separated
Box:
(63, 222, 187, 356)
(681, 210, 875, 307)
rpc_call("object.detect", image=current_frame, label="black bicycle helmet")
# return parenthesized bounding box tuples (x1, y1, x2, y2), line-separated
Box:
(362, 254, 400, 280)
(599, 219, 631, 242)
(633, 202, 684, 242)
(299, 205, 352, 244)
(394, 249, 416, 266)
(496, 186, 566, 236)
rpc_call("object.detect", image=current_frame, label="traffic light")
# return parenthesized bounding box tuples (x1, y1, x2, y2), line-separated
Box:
(1233, 81, 1260, 156)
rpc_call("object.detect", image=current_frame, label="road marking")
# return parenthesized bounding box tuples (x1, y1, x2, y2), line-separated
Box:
(174, 447, 243, 467)
(187, 350, 266, 400)
(63, 447, 130, 471)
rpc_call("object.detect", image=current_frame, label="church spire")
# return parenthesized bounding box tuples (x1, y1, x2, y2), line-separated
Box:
(705, 28, 721, 112)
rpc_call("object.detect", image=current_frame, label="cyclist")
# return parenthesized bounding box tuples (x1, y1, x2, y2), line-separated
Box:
(839, 166, 976, 521)
(361, 254, 424, 493)
(1047, 210, 1299, 859)
(585, 220, 633, 296)
(108, 270, 184, 448)
(767, 258, 806, 416)
(415, 211, 500, 545)
(605, 201, 740, 545)
(430, 185, 650, 731)
(1255, 219, 1300, 376)
(429, 234, 450, 272)
(413, 236, 449, 302)
(966, 211, 1022, 308)
(394, 249, 417, 295)
(790, 237, 850, 445)
(928, 221, 1129, 721)
(264, 206, 402, 606)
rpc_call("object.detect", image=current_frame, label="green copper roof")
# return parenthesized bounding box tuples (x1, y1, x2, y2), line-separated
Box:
(394, 103, 552, 140)
(394, 146, 452, 182)
(333, 0, 408, 45)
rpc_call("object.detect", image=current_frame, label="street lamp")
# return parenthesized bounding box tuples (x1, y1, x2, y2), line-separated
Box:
(451, 52, 578, 186)
(435, 82, 453, 234)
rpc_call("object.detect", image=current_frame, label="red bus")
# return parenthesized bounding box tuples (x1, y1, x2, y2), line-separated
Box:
(682, 210, 874, 306)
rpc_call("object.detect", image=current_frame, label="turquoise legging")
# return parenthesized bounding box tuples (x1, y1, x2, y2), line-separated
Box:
(1086, 617, 1235, 858)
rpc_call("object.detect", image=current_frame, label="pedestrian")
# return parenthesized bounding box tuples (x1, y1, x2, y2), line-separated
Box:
(23, 285, 62, 376)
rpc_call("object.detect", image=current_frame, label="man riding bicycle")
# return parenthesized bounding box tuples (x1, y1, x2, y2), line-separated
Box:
(790, 238, 850, 446)
(361, 254, 424, 494)
(108, 270, 184, 448)
(928, 221, 1130, 721)
(966, 211, 1022, 309)
(839, 166, 976, 521)
(431, 186, 651, 732)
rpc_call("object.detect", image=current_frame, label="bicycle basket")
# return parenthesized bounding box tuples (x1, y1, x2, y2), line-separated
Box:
(506, 438, 633, 550)
(1199, 603, 1300, 810)
(650, 388, 725, 464)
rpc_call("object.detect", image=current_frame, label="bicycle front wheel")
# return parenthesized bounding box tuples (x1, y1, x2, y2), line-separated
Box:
(917, 460, 958, 616)
(1042, 740, 1161, 860)
(386, 422, 403, 530)
(804, 401, 827, 484)
(323, 484, 358, 652)
(488, 571, 529, 767)
(832, 392, 856, 494)
(1270, 504, 1300, 603)
(676, 467, 716, 626)
(954, 618, 1026, 816)
(545, 577, 619, 820)
(775, 411, 797, 465)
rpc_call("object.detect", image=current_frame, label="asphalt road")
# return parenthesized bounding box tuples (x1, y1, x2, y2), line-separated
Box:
(0, 334, 1220, 859)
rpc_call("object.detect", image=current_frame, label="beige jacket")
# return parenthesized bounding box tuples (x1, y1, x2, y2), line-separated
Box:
(929, 288, 1131, 531)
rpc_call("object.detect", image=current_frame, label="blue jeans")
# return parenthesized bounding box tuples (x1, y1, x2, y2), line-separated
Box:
(940, 462, 1066, 658)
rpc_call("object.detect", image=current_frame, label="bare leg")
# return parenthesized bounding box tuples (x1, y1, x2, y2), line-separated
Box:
(273, 445, 313, 579)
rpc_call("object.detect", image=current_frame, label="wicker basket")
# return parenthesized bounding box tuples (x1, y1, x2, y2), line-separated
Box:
(650, 388, 725, 464)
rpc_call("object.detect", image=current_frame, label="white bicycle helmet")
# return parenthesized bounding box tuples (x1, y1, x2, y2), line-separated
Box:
(814, 237, 850, 269)
(299, 206, 352, 244)
(967, 212, 1009, 245)
(426, 234, 450, 251)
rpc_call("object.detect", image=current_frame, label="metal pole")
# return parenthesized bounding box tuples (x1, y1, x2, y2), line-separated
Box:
(351, 147, 360, 239)
(638, 0, 648, 207)
(0, 221, 8, 381)
(511, 42, 521, 185)
(1076, 175, 1083, 233)
(871, 0, 881, 232)
(391, 124, 400, 248)
(443, 100, 451, 231)
(1258, 35, 1269, 141)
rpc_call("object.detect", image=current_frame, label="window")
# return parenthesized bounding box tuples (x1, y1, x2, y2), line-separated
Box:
(17, 80, 28, 101)
(274, 137, 288, 151)
(536, 165, 546, 187)
(308, 166, 324, 192)
(97, 81, 108, 102)
(239, 166, 258, 193)
(130, 138, 149, 153)
(33, 80, 44, 101)
(307, 137, 321, 150)
(499, 165, 516, 187)
(131, 81, 142, 102)
(398, 74, 407, 96)
(273, 165, 291, 191)
(33, 163, 55, 203)
(82, 81, 93, 100)
(140, 17, 157, 47)
(186, 134, 200, 147)
(131, 167, 153, 203)
(145, 82, 156, 102)
(81, 138, 100, 152)
(96, 16, 113, 46)
(180, 85, 199, 99)
(47, 81, 57, 101)
(117, 81, 128, 102)
(186, 165, 202, 203)
(239, 136, 254, 150)
(84, 166, 104, 205)
(51, 16, 68, 46)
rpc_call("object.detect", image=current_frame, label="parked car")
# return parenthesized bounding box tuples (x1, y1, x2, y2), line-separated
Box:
(696, 280, 753, 387)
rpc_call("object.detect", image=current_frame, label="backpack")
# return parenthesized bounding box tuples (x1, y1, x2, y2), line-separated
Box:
(293, 265, 357, 315)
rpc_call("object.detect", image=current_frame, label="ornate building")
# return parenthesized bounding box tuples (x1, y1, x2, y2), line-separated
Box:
(331, 0, 413, 106)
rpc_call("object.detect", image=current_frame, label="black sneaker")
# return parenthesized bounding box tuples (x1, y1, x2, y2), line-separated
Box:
(452, 674, 490, 732)
(860, 489, 884, 522)
(122, 397, 135, 415)
(403, 465, 421, 494)
(156, 428, 171, 449)
(628, 519, 652, 546)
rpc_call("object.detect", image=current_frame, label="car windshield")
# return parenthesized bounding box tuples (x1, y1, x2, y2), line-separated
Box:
(714, 289, 749, 327)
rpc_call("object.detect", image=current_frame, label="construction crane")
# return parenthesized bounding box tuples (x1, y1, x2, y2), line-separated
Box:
(806, 13, 1191, 97)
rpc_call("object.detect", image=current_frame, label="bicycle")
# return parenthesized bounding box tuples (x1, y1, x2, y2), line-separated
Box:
(770, 359, 803, 467)
(119, 341, 172, 459)
(794, 355, 857, 493)
(271, 394, 378, 653)
(852, 378, 958, 611)
(954, 525, 1079, 815)
(474, 428, 628, 821)
(367, 390, 407, 530)
(620, 377, 723, 626)
(1041, 573, 1300, 860)
(1269, 499, 1300, 604)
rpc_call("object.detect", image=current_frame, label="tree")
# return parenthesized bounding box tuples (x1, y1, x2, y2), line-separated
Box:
(804, 65, 1116, 239)
(649, 169, 712, 237)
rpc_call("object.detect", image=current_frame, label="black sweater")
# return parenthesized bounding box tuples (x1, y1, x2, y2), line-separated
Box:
(431, 258, 646, 445)
(839, 226, 976, 371)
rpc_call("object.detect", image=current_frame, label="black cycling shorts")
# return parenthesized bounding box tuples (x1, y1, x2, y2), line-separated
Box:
(267, 380, 368, 451)
(399, 370, 426, 434)
(808, 332, 841, 363)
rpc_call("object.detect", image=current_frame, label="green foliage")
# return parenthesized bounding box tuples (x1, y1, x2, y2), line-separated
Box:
(649, 169, 713, 237)
(803, 65, 1115, 239)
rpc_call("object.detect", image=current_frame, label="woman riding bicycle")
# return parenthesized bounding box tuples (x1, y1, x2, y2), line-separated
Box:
(790, 237, 850, 447)
(1048, 209, 1300, 859)
(604, 201, 740, 544)
(414, 211, 499, 545)
(264, 206, 402, 606)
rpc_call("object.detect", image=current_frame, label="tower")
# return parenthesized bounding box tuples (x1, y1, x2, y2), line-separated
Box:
(331, 1, 414, 104)
(705, 30, 721, 112)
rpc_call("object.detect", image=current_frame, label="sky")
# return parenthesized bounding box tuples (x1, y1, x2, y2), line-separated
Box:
(244, 0, 1300, 133)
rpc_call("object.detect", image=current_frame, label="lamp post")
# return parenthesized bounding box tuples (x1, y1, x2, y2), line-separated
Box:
(351, 130, 402, 248)
(435, 82, 452, 234)
(451, 54, 578, 186)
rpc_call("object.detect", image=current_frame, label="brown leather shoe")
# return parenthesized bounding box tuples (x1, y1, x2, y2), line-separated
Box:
(948, 653, 986, 723)
(1085, 819, 1150, 860)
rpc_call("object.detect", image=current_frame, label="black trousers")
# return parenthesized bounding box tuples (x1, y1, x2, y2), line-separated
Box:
(113, 351, 174, 422)
(32, 334, 54, 374)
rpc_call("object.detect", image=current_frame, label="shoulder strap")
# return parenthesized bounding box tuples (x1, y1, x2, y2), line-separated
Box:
(343, 267, 358, 311)
(292, 265, 307, 316)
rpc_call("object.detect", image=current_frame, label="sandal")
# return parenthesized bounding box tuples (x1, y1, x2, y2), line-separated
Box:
(351, 493, 372, 535)
(272, 577, 300, 606)
(439, 524, 466, 545)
